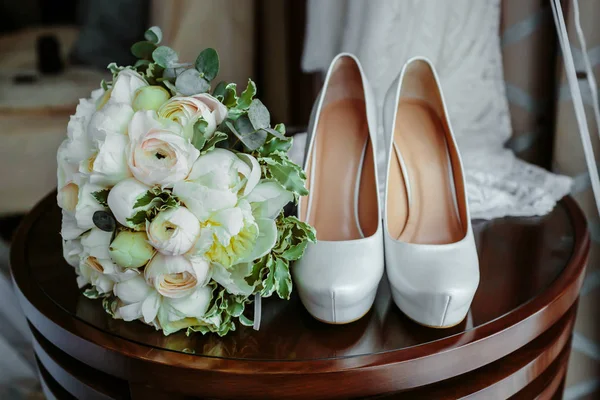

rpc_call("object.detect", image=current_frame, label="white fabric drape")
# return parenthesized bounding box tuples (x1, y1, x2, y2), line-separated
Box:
(302, 0, 572, 220)
(0, 241, 38, 398)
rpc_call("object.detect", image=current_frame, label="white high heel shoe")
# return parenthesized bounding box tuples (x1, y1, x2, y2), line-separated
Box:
(293, 53, 384, 324)
(383, 57, 480, 328)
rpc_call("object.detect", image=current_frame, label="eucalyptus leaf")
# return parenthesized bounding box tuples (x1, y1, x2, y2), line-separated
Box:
(175, 69, 210, 95)
(226, 121, 267, 151)
(195, 48, 219, 81)
(152, 46, 178, 68)
(233, 115, 255, 135)
(248, 99, 270, 130)
(237, 79, 257, 109)
(131, 41, 156, 59)
(163, 66, 186, 79)
(144, 26, 163, 44)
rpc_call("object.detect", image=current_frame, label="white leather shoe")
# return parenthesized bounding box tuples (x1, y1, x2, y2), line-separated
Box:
(382, 57, 480, 328)
(293, 53, 384, 324)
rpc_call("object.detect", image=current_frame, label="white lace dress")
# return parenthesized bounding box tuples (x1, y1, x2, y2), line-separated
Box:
(300, 0, 572, 220)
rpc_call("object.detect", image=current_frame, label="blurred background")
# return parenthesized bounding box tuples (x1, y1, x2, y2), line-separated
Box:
(0, 0, 599, 399)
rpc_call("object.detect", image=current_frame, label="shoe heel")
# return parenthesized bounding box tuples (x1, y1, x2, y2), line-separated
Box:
(300, 287, 378, 325)
(390, 287, 468, 328)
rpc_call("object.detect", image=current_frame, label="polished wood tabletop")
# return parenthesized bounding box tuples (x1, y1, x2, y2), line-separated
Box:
(11, 193, 589, 399)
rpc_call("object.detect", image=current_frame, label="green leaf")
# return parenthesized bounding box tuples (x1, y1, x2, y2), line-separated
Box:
(248, 99, 270, 130)
(238, 314, 254, 327)
(212, 81, 227, 99)
(274, 123, 286, 136)
(91, 189, 109, 207)
(226, 121, 267, 151)
(132, 191, 153, 208)
(131, 41, 157, 59)
(237, 79, 257, 109)
(281, 240, 308, 261)
(152, 46, 178, 68)
(175, 69, 210, 95)
(222, 83, 238, 108)
(259, 136, 292, 156)
(127, 210, 148, 227)
(201, 131, 228, 154)
(282, 215, 317, 243)
(107, 62, 125, 78)
(100, 79, 109, 91)
(83, 287, 108, 299)
(260, 153, 308, 196)
(102, 296, 118, 317)
(191, 118, 208, 151)
(274, 258, 292, 300)
(144, 26, 163, 44)
(195, 48, 219, 81)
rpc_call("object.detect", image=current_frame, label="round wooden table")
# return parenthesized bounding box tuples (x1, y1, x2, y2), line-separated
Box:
(11, 193, 589, 399)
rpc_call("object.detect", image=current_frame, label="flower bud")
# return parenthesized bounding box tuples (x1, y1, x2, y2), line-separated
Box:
(109, 231, 155, 268)
(132, 86, 171, 111)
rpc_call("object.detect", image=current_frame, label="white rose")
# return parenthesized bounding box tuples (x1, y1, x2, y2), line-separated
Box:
(88, 133, 132, 186)
(97, 69, 148, 109)
(156, 285, 213, 335)
(144, 253, 210, 298)
(57, 141, 84, 191)
(246, 181, 293, 219)
(61, 210, 86, 240)
(107, 178, 151, 230)
(172, 149, 259, 221)
(158, 93, 227, 139)
(77, 256, 138, 294)
(113, 275, 161, 323)
(81, 228, 112, 260)
(57, 182, 79, 212)
(147, 207, 200, 256)
(127, 111, 200, 187)
(75, 182, 107, 230)
(88, 103, 134, 143)
(187, 200, 277, 268)
(62, 238, 83, 268)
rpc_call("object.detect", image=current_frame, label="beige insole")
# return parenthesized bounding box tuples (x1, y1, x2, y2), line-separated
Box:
(387, 99, 463, 244)
(306, 98, 377, 241)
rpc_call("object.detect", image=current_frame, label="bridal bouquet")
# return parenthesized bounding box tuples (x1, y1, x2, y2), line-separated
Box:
(57, 27, 315, 336)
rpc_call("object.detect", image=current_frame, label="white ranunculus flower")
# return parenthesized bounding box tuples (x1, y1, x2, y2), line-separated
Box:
(75, 182, 107, 230)
(127, 111, 200, 187)
(147, 207, 200, 256)
(88, 103, 134, 142)
(107, 178, 151, 230)
(246, 181, 293, 219)
(61, 210, 87, 240)
(62, 238, 83, 268)
(77, 256, 138, 294)
(113, 275, 161, 323)
(88, 133, 132, 186)
(97, 69, 148, 109)
(144, 253, 210, 298)
(158, 93, 227, 140)
(156, 285, 213, 335)
(81, 228, 113, 260)
(173, 149, 260, 222)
